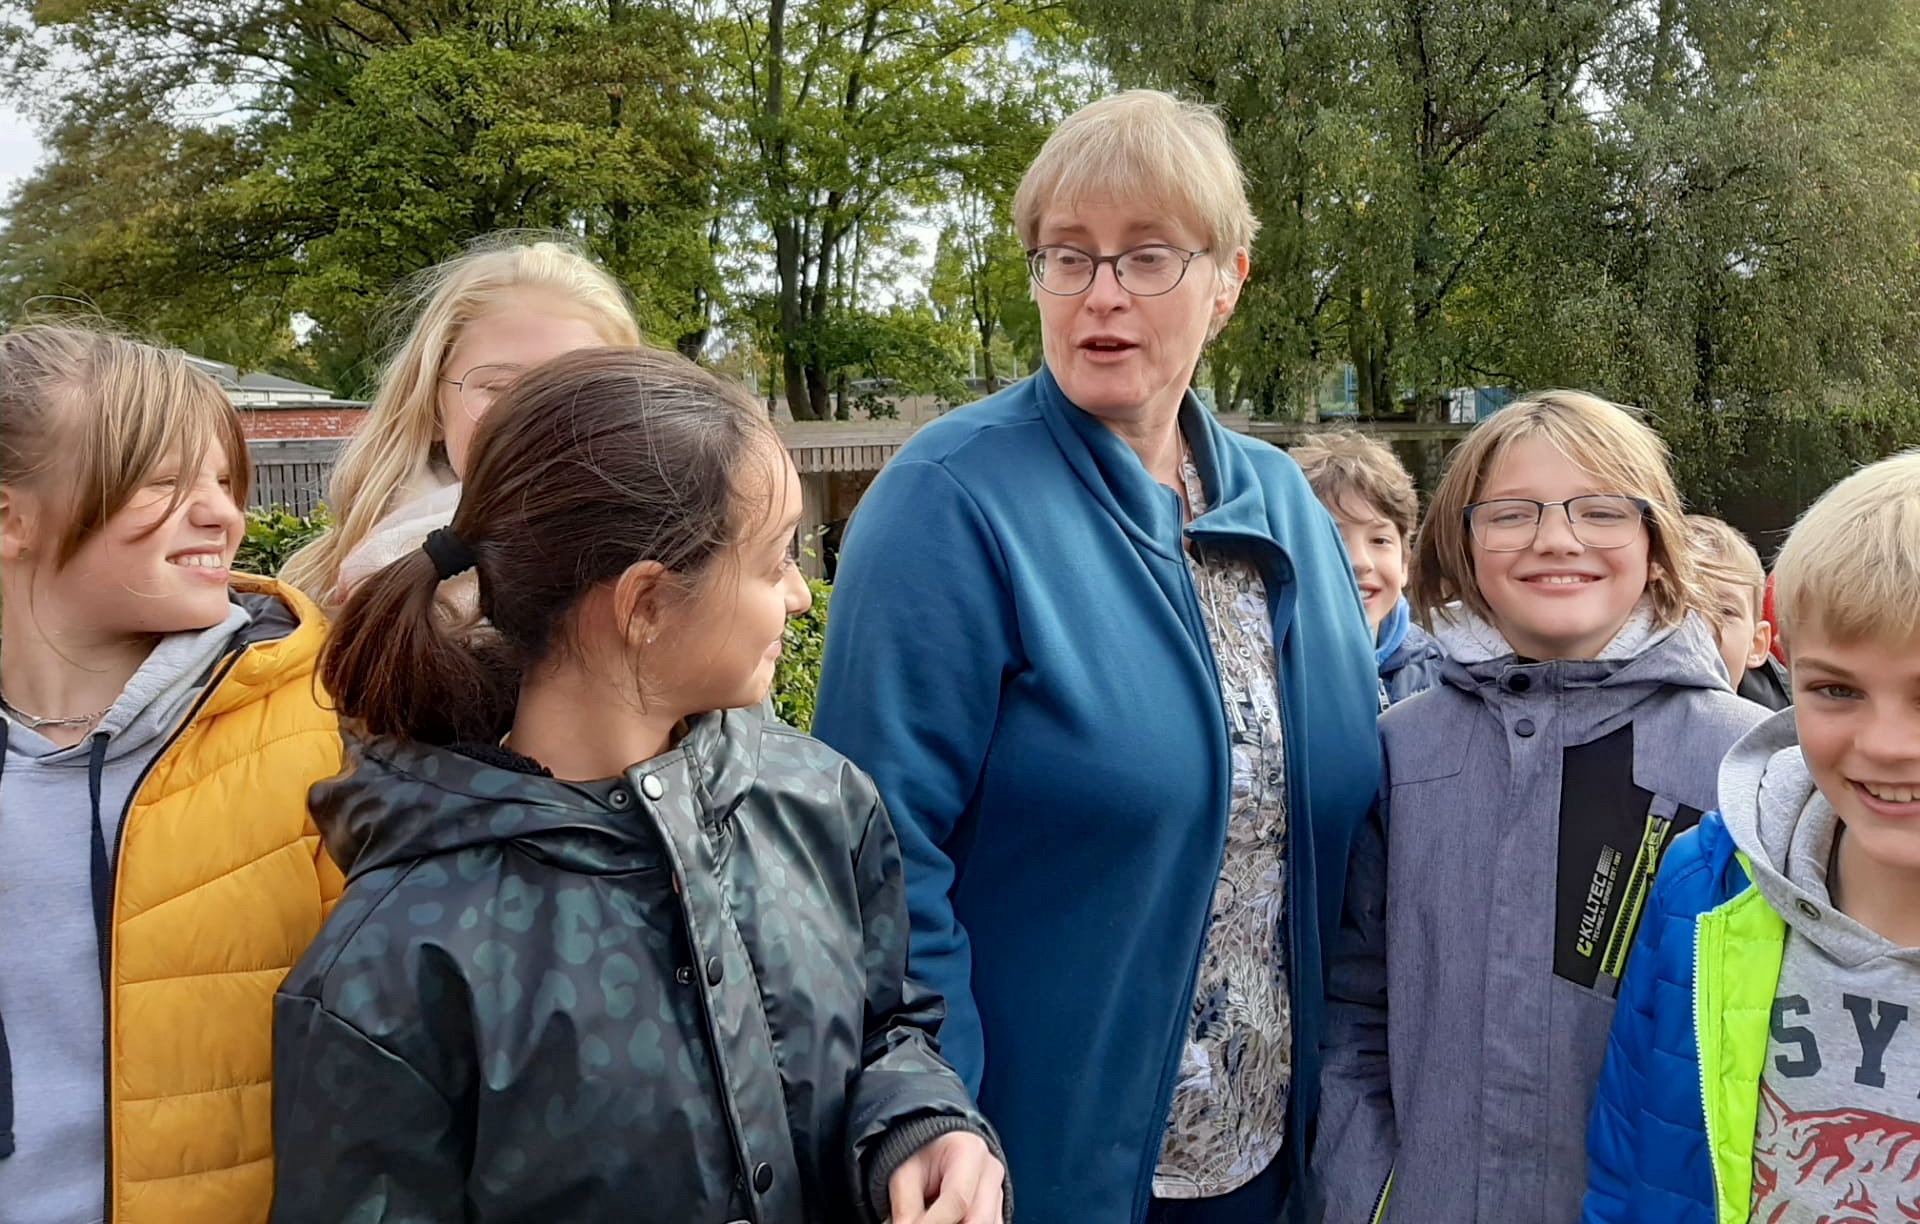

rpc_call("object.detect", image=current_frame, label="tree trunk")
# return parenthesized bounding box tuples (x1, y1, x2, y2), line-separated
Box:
(1650, 0, 1681, 105)
(1693, 310, 1717, 409)
(606, 0, 631, 264)
(1405, 0, 1441, 419)
(762, 0, 821, 421)
(803, 211, 836, 421)
(677, 214, 722, 359)
(776, 218, 817, 420)
(1374, 322, 1397, 418)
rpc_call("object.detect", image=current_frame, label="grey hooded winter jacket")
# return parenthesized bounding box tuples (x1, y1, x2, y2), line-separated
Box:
(1313, 610, 1770, 1224)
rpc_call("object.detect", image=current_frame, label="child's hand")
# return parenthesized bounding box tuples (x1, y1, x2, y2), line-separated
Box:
(886, 1130, 1004, 1224)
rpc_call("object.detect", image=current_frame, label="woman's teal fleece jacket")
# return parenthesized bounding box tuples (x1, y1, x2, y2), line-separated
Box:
(812, 366, 1382, 1223)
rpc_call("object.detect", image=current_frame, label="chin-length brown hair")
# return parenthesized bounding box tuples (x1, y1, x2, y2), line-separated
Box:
(1, 323, 250, 567)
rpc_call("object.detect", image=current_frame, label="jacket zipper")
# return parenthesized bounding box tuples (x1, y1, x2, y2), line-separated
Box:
(1692, 915, 1718, 1221)
(1599, 808, 1671, 981)
(1121, 529, 1228, 1220)
(1368, 1165, 1395, 1224)
(99, 649, 244, 1222)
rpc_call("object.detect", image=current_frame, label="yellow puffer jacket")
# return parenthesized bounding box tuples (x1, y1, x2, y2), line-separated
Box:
(109, 576, 343, 1223)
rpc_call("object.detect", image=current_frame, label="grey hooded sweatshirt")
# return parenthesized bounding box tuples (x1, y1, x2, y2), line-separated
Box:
(1312, 607, 1770, 1224)
(1719, 712, 1920, 1222)
(0, 602, 249, 1224)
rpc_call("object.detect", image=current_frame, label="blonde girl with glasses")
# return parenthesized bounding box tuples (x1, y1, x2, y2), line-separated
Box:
(282, 234, 640, 609)
(0, 325, 344, 1224)
(1312, 392, 1771, 1224)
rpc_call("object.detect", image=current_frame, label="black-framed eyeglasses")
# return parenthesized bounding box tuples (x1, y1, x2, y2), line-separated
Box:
(438, 363, 526, 420)
(1025, 244, 1211, 297)
(1463, 495, 1652, 552)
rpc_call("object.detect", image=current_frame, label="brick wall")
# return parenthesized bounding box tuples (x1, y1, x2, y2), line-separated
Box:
(238, 407, 369, 440)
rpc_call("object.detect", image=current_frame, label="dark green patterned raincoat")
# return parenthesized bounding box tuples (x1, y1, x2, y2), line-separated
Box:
(269, 708, 1000, 1224)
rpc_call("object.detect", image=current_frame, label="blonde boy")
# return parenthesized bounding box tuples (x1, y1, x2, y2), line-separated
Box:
(1293, 430, 1443, 705)
(1685, 514, 1790, 709)
(1586, 451, 1920, 1223)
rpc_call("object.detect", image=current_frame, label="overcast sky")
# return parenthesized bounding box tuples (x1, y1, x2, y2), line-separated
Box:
(1, 103, 41, 200)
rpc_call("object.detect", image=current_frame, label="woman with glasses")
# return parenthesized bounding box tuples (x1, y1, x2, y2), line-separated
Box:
(812, 91, 1382, 1224)
(281, 234, 640, 609)
(1313, 392, 1770, 1223)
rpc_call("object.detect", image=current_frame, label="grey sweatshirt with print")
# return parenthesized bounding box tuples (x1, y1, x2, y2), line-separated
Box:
(1312, 608, 1770, 1224)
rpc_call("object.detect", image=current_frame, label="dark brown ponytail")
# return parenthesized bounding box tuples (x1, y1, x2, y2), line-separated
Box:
(321, 346, 774, 744)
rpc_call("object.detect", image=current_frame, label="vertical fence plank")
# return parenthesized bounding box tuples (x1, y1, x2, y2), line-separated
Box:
(247, 429, 924, 519)
(246, 439, 345, 517)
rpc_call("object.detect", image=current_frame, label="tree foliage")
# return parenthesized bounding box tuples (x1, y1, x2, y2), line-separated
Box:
(694, 0, 1082, 419)
(2, 0, 717, 388)
(1072, 0, 1920, 435)
(5, 0, 1919, 496)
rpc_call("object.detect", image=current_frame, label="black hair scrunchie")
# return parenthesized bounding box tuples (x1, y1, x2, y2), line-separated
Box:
(422, 526, 477, 581)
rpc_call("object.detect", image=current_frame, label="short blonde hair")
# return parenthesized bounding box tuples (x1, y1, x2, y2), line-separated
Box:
(281, 233, 640, 604)
(1685, 515, 1765, 623)
(1772, 450, 1920, 650)
(1292, 429, 1420, 544)
(1411, 390, 1699, 630)
(1013, 90, 1259, 288)
(1, 323, 249, 567)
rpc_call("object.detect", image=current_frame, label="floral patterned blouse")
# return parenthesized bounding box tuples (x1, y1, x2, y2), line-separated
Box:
(1152, 449, 1293, 1200)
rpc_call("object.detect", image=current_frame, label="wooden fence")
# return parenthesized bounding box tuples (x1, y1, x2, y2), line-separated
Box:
(245, 415, 1481, 517)
(248, 439, 340, 516)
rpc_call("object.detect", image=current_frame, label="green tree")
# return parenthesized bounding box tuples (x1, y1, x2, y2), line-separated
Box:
(927, 47, 1093, 388)
(0, 115, 300, 367)
(1602, 0, 1920, 414)
(1076, 0, 1623, 418)
(2, 0, 719, 385)
(930, 202, 1029, 387)
(818, 302, 972, 416)
(699, 0, 1076, 420)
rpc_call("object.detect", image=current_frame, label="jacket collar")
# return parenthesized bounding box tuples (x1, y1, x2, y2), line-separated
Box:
(1374, 597, 1412, 667)
(1032, 364, 1280, 559)
(1429, 602, 1731, 699)
(183, 575, 320, 721)
(316, 706, 766, 879)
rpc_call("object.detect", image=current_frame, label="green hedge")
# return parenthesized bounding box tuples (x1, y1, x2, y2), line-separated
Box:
(235, 506, 330, 577)
(772, 578, 832, 732)
(240, 508, 833, 730)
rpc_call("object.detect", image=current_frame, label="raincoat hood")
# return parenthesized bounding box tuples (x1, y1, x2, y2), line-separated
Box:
(314, 707, 760, 881)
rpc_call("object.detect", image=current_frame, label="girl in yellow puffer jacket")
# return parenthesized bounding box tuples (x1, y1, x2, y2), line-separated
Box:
(0, 324, 343, 1224)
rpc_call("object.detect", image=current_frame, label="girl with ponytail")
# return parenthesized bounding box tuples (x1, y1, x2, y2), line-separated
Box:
(270, 347, 1007, 1224)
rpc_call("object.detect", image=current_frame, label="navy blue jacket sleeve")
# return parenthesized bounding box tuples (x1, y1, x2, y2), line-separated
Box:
(1312, 786, 1396, 1224)
(812, 458, 1019, 1094)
